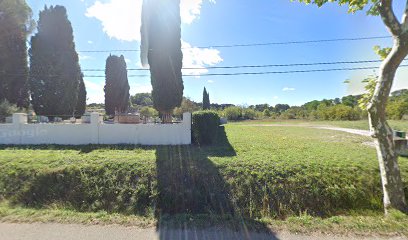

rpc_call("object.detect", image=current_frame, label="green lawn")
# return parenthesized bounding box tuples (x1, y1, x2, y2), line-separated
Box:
(0, 124, 407, 234)
(234, 119, 408, 131)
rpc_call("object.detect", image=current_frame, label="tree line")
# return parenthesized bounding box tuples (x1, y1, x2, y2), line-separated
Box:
(127, 88, 408, 122)
(0, 2, 134, 118)
(1, 1, 185, 122)
(0, 3, 86, 118)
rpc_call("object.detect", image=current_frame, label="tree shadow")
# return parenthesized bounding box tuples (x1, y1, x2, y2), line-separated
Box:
(155, 127, 279, 239)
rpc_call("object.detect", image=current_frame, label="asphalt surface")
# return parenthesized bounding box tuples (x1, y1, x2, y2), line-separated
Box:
(0, 223, 406, 240)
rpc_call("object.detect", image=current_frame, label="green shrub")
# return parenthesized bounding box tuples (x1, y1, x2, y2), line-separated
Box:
(387, 100, 408, 120)
(0, 155, 156, 215)
(192, 111, 220, 145)
(243, 108, 257, 120)
(263, 109, 271, 117)
(139, 106, 158, 118)
(224, 106, 242, 120)
(315, 104, 361, 121)
(0, 100, 19, 122)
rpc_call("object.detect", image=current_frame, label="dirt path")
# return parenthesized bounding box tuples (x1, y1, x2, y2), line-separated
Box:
(313, 126, 371, 137)
(242, 124, 371, 137)
(0, 222, 405, 240)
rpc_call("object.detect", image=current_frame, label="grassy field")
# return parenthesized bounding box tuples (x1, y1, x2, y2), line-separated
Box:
(0, 124, 408, 234)
(234, 119, 408, 132)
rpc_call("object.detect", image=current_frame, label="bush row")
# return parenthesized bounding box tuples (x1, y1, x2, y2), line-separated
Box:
(1, 146, 405, 218)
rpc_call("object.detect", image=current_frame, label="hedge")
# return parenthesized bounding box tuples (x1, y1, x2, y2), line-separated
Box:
(192, 111, 220, 145)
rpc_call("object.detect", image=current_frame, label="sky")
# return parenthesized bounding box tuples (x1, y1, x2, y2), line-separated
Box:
(25, 0, 408, 106)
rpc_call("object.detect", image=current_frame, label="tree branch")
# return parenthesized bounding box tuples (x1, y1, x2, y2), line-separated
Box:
(379, 0, 402, 36)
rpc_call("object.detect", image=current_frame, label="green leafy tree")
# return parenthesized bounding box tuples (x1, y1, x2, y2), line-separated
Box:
(0, 0, 34, 108)
(174, 97, 200, 117)
(303, 100, 320, 111)
(263, 108, 271, 117)
(29, 5, 82, 117)
(274, 104, 290, 113)
(254, 104, 270, 112)
(387, 100, 408, 120)
(75, 73, 87, 116)
(386, 90, 408, 120)
(391, 89, 408, 98)
(140, 0, 183, 122)
(0, 100, 19, 122)
(294, 0, 408, 213)
(140, 106, 158, 119)
(130, 93, 153, 107)
(342, 95, 360, 108)
(202, 87, 210, 110)
(104, 55, 130, 116)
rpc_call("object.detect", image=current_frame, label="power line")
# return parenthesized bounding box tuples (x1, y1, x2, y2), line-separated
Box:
(81, 59, 389, 72)
(4, 63, 404, 78)
(82, 65, 408, 78)
(77, 35, 392, 53)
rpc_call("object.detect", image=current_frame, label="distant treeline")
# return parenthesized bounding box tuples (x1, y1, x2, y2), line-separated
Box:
(92, 90, 408, 121)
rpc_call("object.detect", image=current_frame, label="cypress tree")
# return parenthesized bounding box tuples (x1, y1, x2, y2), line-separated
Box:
(29, 5, 81, 117)
(104, 55, 130, 116)
(75, 73, 87, 116)
(0, 0, 34, 108)
(141, 0, 183, 122)
(203, 87, 210, 110)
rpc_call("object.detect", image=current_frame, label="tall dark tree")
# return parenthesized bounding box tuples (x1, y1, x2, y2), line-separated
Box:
(0, 0, 34, 108)
(202, 87, 210, 110)
(104, 55, 130, 116)
(29, 5, 82, 117)
(75, 73, 86, 116)
(141, 0, 183, 123)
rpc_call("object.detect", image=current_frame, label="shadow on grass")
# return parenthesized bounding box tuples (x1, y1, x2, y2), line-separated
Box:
(1, 126, 278, 239)
(155, 127, 278, 239)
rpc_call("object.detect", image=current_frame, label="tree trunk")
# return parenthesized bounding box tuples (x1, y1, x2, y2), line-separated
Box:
(161, 112, 172, 124)
(367, 38, 408, 214)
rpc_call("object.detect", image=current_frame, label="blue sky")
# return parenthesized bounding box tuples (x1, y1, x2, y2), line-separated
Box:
(26, 0, 407, 106)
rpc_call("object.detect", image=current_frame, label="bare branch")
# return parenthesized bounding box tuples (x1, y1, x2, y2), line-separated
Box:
(379, 0, 402, 36)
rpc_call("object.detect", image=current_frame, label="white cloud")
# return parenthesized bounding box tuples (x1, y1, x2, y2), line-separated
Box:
(86, 0, 142, 42)
(84, 80, 104, 103)
(87, 40, 93, 44)
(86, 0, 221, 76)
(180, 0, 215, 24)
(181, 40, 223, 76)
(273, 96, 279, 99)
(125, 58, 132, 64)
(207, 80, 214, 83)
(282, 87, 295, 91)
(79, 54, 92, 61)
(84, 80, 153, 104)
(129, 83, 152, 95)
(86, 0, 214, 41)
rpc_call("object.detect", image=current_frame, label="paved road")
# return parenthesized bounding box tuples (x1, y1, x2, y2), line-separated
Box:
(0, 223, 405, 240)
